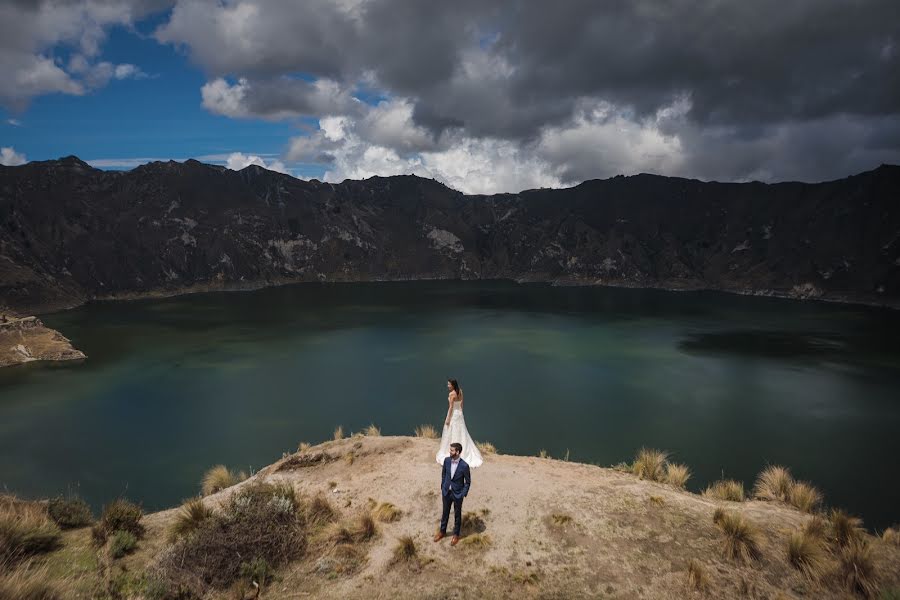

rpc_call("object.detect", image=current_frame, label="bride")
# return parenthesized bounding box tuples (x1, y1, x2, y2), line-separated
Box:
(436, 378, 484, 468)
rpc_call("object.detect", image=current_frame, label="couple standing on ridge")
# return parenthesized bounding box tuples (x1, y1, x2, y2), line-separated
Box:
(434, 378, 482, 546)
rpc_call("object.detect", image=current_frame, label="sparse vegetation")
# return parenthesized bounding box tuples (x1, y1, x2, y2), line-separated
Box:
(371, 502, 402, 523)
(539, 449, 549, 459)
(297, 441, 312, 452)
(414, 424, 438, 439)
(460, 533, 491, 548)
(632, 448, 669, 481)
(0, 565, 66, 600)
(201, 465, 243, 496)
(665, 463, 691, 488)
(838, 538, 878, 598)
(169, 497, 215, 541)
(713, 510, 760, 563)
(687, 559, 709, 593)
(46, 496, 93, 529)
(788, 481, 823, 513)
(550, 513, 573, 527)
(754, 465, 794, 501)
(333, 426, 344, 441)
(364, 424, 381, 436)
(703, 479, 745, 502)
(108, 530, 137, 559)
(830, 508, 865, 548)
(787, 529, 826, 580)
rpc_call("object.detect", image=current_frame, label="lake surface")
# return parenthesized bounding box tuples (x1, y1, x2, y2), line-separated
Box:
(1, 281, 899, 529)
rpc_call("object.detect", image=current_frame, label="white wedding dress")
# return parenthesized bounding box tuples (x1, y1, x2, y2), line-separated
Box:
(436, 399, 484, 468)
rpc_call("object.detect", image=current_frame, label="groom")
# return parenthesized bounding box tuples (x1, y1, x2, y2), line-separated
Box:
(435, 442, 471, 546)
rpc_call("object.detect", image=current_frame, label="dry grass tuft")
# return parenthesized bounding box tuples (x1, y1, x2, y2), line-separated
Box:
(351, 514, 377, 542)
(837, 538, 878, 598)
(333, 426, 344, 441)
(390, 535, 418, 566)
(753, 465, 794, 501)
(829, 508, 865, 548)
(94, 498, 144, 546)
(308, 495, 337, 526)
(787, 529, 827, 580)
(371, 502, 402, 523)
(344, 452, 355, 466)
(632, 448, 669, 482)
(803, 515, 828, 540)
(201, 465, 240, 496)
(687, 559, 709, 593)
(297, 441, 312, 453)
(883, 527, 900, 546)
(549, 513, 573, 527)
(0, 564, 67, 600)
(460, 533, 491, 548)
(461, 512, 487, 536)
(169, 497, 214, 541)
(46, 496, 93, 529)
(414, 424, 438, 439)
(538, 449, 549, 459)
(788, 481, 823, 513)
(0, 499, 61, 565)
(714, 510, 761, 563)
(665, 463, 691, 489)
(364, 424, 381, 437)
(703, 479, 745, 502)
(713, 507, 726, 526)
(478, 441, 497, 454)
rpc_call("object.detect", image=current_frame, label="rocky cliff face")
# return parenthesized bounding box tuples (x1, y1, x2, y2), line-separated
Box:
(1, 156, 899, 314)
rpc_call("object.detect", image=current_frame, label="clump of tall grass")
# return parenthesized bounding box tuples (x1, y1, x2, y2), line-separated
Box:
(414, 425, 438, 439)
(47, 496, 93, 529)
(788, 481, 823, 514)
(364, 424, 381, 437)
(390, 535, 418, 567)
(201, 465, 246, 496)
(883, 526, 900, 547)
(351, 514, 377, 542)
(169, 497, 215, 541)
(837, 538, 878, 597)
(307, 495, 337, 526)
(665, 463, 691, 489)
(371, 502, 402, 523)
(631, 448, 669, 482)
(98, 498, 144, 539)
(713, 510, 760, 563)
(0, 564, 67, 600)
(297, 441, 312, 453)
(460, 533, 491, 549)
(787, 529, 827, 580)
(333, 426, 344, 441)
(0, 498, 62, 564)
(829, 508, 865, 548)
(538, 449, 549, 459)
(686, 559, 709, 593)
(753, 465, 794, 501)
(703, 479, 745, 502)
(478, 441, 497, 454)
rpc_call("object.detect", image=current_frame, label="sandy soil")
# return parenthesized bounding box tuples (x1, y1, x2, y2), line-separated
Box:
(123, 436, 900, 599)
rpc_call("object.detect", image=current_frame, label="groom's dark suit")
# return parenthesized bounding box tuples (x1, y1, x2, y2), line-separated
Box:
(440, 456, 471, 536)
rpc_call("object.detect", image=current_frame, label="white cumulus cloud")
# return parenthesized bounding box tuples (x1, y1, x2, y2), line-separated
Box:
(225, 152, 290, 175)
(0, 147, 27, 166)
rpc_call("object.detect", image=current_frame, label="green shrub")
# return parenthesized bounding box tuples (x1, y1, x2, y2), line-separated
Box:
(47, 496, 93, 529)
(99, 498, 144, 539)
(109, 530, 138, 559)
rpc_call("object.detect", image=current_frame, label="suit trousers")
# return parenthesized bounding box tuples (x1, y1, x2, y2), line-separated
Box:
(440, 493, 464, 536)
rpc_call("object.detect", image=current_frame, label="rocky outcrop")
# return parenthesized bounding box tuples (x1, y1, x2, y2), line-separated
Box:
(1, 156, 899, 315)
(0, 316, 85, 367)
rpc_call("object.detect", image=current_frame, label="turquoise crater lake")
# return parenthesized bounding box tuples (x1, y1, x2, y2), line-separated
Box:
(1, 281, 898, 529)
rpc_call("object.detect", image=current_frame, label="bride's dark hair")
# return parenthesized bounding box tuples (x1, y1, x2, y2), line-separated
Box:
(448, 378, 461, 397)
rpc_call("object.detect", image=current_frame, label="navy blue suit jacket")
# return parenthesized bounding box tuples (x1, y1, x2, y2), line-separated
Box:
(441, 457, 471, 500)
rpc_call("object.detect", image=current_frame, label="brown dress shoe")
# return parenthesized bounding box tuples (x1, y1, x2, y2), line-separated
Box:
(450, 535, 460, 546)
(433, 532, 445, 542)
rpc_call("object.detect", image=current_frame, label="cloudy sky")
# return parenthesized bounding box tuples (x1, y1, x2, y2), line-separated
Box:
(1, 0, 899, 193)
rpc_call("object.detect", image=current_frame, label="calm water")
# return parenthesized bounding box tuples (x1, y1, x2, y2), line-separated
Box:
(1, 281, 899, 529)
